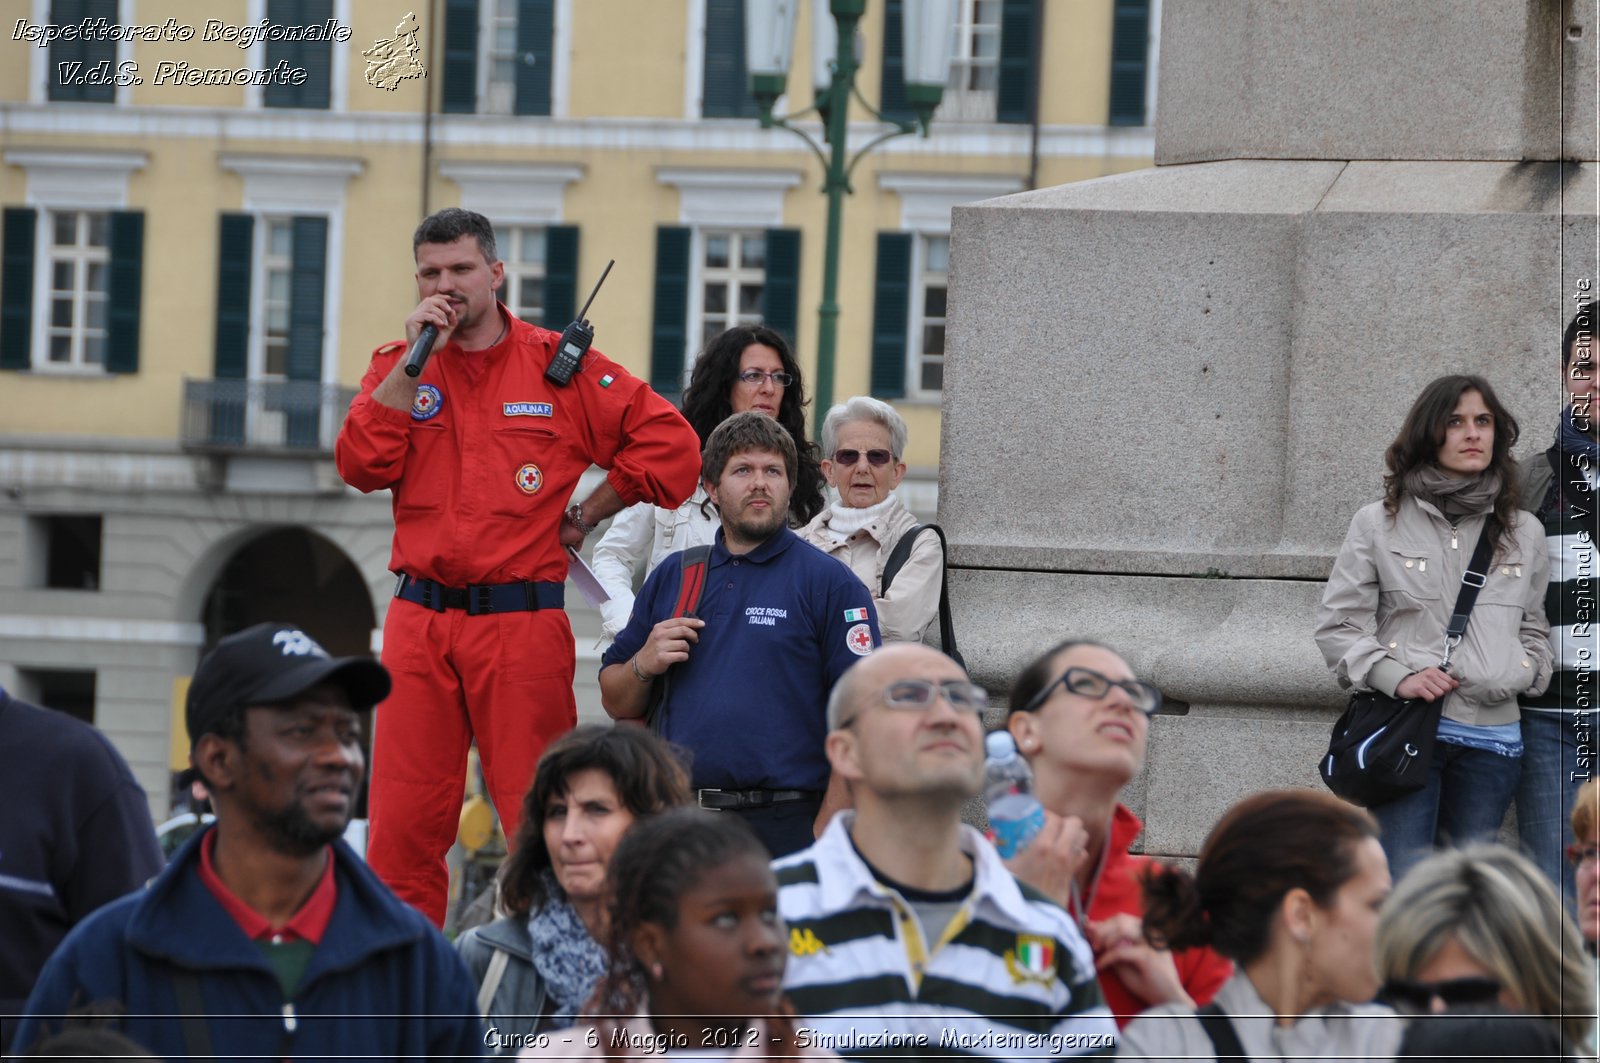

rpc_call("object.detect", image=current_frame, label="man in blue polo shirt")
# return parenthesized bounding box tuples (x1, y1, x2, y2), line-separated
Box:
(600, 411, 880, 857)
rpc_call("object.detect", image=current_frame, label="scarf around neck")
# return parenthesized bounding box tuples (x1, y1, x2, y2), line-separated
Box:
(823, 495, 897, 544)
(1560, 406, 1600, 463)
(1403, 466, 1501, 518)
(527, 870, 608, 1027)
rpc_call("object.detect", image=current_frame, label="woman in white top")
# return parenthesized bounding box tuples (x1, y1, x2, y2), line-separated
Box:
(796, 397, 942, 644)
(1118, 789, 1403, 1061)
(592, 325, 824, 640)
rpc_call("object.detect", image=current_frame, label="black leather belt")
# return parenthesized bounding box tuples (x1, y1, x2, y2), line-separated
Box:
(697, 788, 823, 811)
(395, 573, 565, 615)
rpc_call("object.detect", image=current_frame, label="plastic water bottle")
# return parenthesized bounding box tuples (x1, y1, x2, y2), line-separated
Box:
(984, 731, 1045, 859)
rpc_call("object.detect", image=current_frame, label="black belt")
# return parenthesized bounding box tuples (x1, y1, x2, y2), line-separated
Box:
(395, 573, 565, 615)
(697, 788, 823, 811)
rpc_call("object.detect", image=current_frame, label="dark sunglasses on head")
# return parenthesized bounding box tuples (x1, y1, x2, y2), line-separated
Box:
(1379, 976, 1503, 1012)
(831, 449, 894, 467)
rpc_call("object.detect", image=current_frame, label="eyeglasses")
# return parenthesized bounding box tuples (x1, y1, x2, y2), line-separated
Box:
(1018, 667, 1163, 716)
(831, 449, 895, 468)
(883, 678, 989, 714)
(737, 369, 793, 388)
(1566, 842, 1600, 868)
(1380, 976, 1503, 1013)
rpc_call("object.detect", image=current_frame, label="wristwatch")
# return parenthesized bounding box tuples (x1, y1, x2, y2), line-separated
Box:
(564, 504, 597, 536)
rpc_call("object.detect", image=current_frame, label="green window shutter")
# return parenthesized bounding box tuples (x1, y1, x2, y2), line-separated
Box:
(996, 0, 1038, 124)
(514, 0, 553, 116)
(878, 0, 913, 123)
(1, 208, 37, 371)
(441, 0, 480, 113)
(1109, 0, 1150, 126)
(702, 0, 757, 118)
(650, 226, 692, 394)
(213, 214, 254, 380)
(49, 0, 117, 103)
(265, 0, 333, 110)
(870, 232, 912, 399)
(105, 211, 143, 374)
(543, 225, 579, 329)
(761, 228, 801, 351)
(286, 216, 327, 382)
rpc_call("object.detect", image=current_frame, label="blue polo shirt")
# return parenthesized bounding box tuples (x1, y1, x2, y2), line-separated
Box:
(602, 526, 880, 791)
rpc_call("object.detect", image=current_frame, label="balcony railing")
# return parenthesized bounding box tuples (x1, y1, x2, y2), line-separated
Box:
(181, 378, 357, 454)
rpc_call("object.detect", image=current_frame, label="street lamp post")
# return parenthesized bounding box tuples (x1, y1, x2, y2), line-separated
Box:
(745, 0, 955, 437)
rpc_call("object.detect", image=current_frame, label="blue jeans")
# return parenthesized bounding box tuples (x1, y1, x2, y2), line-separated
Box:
(1517, 710, 1585, 912)
(1372, 742, 1522, 884)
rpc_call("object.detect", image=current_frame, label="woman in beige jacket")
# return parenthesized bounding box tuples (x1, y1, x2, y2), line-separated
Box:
(798, 397, 942, 644)
(1315, 374, 1551, 882)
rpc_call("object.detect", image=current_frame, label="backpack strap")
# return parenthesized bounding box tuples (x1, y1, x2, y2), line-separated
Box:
(646, 544, 713, 734)
(1195, 1000, 1247, 1061)
(172, 970, 214, 1061)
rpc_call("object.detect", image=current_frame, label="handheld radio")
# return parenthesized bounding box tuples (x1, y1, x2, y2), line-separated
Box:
(546, 259, 615, 386)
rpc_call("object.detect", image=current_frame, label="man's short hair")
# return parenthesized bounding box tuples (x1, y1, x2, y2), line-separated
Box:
(413, 208, 498, 264)
(701, 411, 797, 487)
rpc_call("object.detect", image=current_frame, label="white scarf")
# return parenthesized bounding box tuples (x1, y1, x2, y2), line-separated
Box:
(822, 496, 897, 544)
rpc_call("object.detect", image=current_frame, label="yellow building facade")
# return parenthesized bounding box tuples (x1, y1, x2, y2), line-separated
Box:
(0, 0, 1156, 814)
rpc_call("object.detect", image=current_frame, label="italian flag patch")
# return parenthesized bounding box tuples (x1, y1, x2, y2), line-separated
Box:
(599, 373, 615, 388)
(843, 608, 868, 622)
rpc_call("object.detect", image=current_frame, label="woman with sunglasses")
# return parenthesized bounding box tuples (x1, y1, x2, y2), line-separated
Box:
(592, 325, 825, 642)
(1373, 843, 1592, 1049)
(798, 397, 940, 644)
(1003, 640, 1232, 1026)
(1120, 790, 1402, 1058)
(1315, 374, 1551, 882)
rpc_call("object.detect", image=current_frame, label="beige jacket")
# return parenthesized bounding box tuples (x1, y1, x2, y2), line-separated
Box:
(797, 495, 942, 644)
(1315, 496, 1552, 726)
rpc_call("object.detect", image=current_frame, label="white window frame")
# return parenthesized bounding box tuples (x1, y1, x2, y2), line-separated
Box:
(694, 229, 767, 367)
(242, 0, 353, 112)
(500, 224, 549, 325)
(937, 0, 1002, 123)
(471, 0, 570, 117)
(41, 210, 111, 371)
(907, 233, 949, 400)
(250, 216, 295, 382)
(30, 0, 136, 105)
(477, 0, 520, 115)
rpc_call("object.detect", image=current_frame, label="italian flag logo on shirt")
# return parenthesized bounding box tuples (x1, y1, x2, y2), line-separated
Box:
(843, 608, 869, 622)
(599, 373, 615, 388)
(1004, 935, 1056, 986)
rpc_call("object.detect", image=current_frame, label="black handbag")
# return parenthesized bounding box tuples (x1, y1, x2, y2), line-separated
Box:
(1320, 529, 1495, 808)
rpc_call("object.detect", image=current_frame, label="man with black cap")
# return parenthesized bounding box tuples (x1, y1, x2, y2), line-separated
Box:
(14, 623, 484, 1060)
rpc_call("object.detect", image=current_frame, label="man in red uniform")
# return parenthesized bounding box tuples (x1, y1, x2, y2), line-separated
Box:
(336, 208, 699, 924)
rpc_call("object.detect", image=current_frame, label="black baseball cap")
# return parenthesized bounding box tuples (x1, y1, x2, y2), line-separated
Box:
(186, 622, 391, 750)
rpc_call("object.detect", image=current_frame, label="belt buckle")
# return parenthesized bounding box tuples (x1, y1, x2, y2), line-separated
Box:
(417, 577, 444, 613)
(698, 788, 726, 810)
(468, 585, 494, 616)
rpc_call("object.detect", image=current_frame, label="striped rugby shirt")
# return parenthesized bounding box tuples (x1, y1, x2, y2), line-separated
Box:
(1522, 449, 1598, 712)
(775, 813, 1117, 1059)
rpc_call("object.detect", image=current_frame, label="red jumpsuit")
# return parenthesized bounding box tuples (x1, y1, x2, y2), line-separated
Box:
(336, 310, 699, 925)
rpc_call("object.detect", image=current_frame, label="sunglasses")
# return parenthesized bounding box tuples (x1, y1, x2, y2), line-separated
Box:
(737, 369, 793, 387)
(831, 449, 894, 467)
(1380, 976, 1503, 1012)
(1566, 842, 1599, 868)
(1017, 666, 1163, 716)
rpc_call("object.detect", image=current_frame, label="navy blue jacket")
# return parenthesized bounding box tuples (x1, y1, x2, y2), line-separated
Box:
(15, 827, 485, 1060)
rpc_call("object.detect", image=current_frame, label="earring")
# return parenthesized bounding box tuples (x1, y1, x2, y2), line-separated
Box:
(650, 962, 663, 981)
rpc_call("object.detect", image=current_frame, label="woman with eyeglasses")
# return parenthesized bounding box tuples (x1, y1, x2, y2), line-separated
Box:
(1570, 776, 1600, 950)
(797, 397, 941, 644)
(1373, 843, 1592, 1049)
(1315, 375, 1551, 882)
(1120, 790, 1403, 1059)
(592, 325, 825, 642)
(1002, 640, 1232, 1026)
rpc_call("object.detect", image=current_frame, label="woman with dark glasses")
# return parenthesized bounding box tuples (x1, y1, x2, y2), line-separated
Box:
(1373, 843, 1592, 1049)
(798, 396, 941, 644)
(1002, 639, 1232, 1026)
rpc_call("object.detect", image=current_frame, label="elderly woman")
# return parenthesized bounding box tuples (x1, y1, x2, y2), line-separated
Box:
(456, 724, 690, 1052)
(1373, 843, 1593, 1049)
(798, 396, 941, 644)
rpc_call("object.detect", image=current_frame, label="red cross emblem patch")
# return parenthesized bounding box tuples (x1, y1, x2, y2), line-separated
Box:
(845, 622, 874, 657)
(515, 463, 543, 494)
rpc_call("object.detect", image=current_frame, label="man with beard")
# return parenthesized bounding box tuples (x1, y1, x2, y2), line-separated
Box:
(775, 644, 1117, 1059)
(600, 412, 880, 857)
(14, 623, 483, 1060)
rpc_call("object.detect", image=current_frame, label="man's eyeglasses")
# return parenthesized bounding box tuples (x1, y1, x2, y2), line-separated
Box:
(1379, 976, 1503, 1013)
(737, 369, 794, 387)
(1566, 842, 1599, 868)
(831, 449, 894, 468)
(1018, 667, 1162, 716)
(883, 678, 988, 714)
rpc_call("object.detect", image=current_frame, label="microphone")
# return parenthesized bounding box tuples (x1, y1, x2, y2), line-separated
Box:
(402, 324, 439, 378)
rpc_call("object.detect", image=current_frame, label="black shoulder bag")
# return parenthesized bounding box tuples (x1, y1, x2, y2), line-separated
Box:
(1319, 529, 1494, 808)
(881, 523, 965, 669)
(1195, 1000, 1247, 1061)
(642, 544, 711, 735)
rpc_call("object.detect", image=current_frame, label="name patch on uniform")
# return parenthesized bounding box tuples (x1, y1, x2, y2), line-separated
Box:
(515, 463, 544, 495)
(845, 623, 875, 657)
(504, 401, 554, 418)
(746, 606, 789, 627)
(411, 384, 443, 421)
(843, 607, 869, 623)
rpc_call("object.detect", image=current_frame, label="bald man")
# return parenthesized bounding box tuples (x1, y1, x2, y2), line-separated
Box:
(774, 645, 1117, 1059)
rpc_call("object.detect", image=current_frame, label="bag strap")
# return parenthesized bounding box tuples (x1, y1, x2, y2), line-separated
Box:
(1439, 528, 1496, 670)
(477, 947, 510, 1019)
(1195, 1000, 1246, 1061)
(172, 970, 214, 1061)
(881, 525, 928, 595)
(881, 524, 962, 661)
(672, 544, 713, 618)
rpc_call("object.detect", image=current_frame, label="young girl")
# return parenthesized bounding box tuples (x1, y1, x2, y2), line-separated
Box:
(521, 807, 837, 1060)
